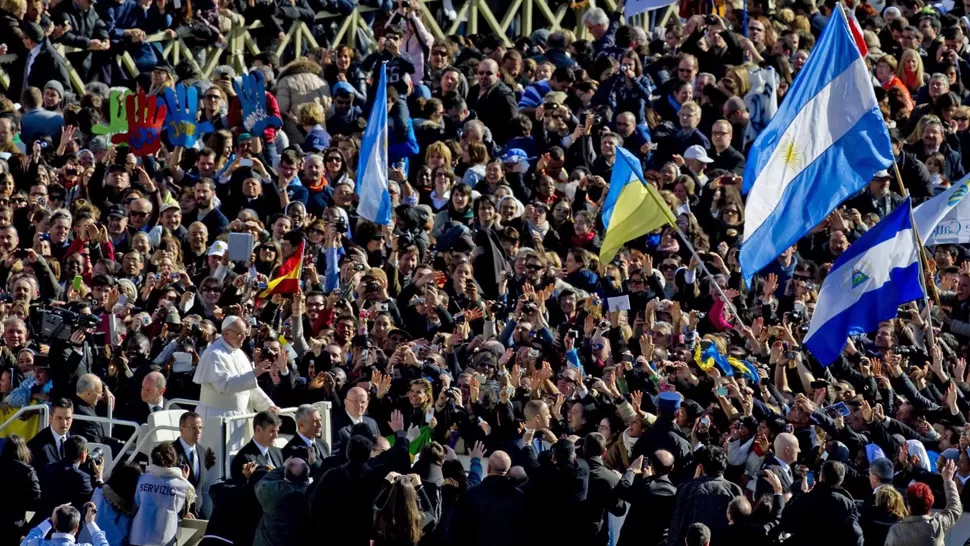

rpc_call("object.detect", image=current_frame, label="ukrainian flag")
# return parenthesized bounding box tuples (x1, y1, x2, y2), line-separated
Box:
(600, 147, 677, 263)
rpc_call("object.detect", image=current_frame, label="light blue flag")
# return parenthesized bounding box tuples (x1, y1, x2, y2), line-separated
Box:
(625, 0, 674, 17)
(803, 199, 924, 365)
(740, 6, 893, 283)
(357, 64, 392, 225)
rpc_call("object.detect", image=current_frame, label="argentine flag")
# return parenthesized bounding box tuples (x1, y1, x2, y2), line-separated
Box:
(740, 6, 893, 283)
(803, 199, 924, 365)
(357, 63, 393, 225)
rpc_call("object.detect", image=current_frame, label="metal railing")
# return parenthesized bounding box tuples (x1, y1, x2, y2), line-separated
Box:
(0, 403, 49, 436)
(69, 413, 142, 467)
(0, 0, 678, 95)
(165, 398, 201, 410)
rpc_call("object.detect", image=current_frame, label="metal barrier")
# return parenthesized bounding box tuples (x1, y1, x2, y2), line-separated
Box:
(0, 0, 679, 95)
(0, 403, 49, 436)
(165, 398, 201, 410)
(69, 414, 142, 471)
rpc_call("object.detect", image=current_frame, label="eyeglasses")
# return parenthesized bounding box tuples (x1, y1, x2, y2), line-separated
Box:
(129, 210, 149, 217)
(793, 275, 813, 282)
(478, 71, 494, 77)
(956, 116, 970, 122)
(431, 49, 448, 56)
(660, 264, 678, 271)
(628, 278, 644, 285)
(326, 157, 343, 163)
(202, 286, 220, 293)
(204, 94, 221, 100)
(308, 227, 325, 235)
(590, 343, 605, 351)
(723, 209, 740, 216)
(526, 264, 543, 271)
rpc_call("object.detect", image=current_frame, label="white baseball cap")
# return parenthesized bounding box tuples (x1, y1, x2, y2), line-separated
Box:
(684, 145, 713, 164)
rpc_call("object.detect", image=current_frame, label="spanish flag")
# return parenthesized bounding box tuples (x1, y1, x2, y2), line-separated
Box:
(258, 241, 304, 299)
(599, 147, 677, 263)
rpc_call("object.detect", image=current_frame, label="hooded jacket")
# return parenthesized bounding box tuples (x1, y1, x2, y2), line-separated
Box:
(128, 465, 195, 546)
(275, 59, 331, 119)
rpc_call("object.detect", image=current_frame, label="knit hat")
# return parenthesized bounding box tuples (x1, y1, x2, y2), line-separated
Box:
(43, 80, 64, 97)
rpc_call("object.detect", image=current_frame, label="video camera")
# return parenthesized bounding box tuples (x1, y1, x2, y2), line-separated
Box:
(31, 306, 102, 343)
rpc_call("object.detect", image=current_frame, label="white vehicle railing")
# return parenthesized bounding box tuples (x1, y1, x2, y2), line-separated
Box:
(165, 399, 200, 410)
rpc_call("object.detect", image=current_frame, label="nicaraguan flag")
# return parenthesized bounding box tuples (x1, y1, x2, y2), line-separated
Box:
(803, 199, 924, 365)
(357, 63, 392, 225)
(740, 6, 892, 283)
(911, 174, 970, 245)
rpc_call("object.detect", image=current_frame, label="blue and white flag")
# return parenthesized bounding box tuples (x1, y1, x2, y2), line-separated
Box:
(357, 63, 392, 225)
(740, 6, 893, 283)
(803, 199, 924, 365)
(912, 175, 970, 245)
(625, 0, 674, 17)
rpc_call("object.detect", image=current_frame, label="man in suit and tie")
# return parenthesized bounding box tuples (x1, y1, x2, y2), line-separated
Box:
(14, 21, 70, 99)
(761, 432, 799, 496)
(21, 503, 108, 546)
(172, 411, 211, 516)
(283, 404, 330, 464)
(120, 372, 166, 424)
(330, 387, 379, 458)
(28, 398, 74, 470)
(230, 410, 284, 483)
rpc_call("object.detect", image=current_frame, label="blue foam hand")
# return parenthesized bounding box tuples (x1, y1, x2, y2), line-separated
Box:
(163, 84, 214, 148)
(233, 71, 282, 135)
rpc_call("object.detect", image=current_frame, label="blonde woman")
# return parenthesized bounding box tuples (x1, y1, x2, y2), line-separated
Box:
(897, 49, 927, 95)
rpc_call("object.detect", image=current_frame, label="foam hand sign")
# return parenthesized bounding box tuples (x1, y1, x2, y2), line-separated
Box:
(163, 84, 213, 148)
(112, 90, 167, 157)
(233, 70, 281, 135)
(90, 90, 132, 136)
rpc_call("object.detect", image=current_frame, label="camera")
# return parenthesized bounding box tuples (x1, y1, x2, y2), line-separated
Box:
(365, 281, 381, 293)
(522, 302, 538, 314)
(567, 329, 579, 339)
(454, 312, 466, 325)
(334, 216, 349, 233)
(32, 306, 102, 342)
(376, 302, 389, 312)
(89, 446, 104, 465)
(705, 14, 717, 24)
(788, 311, 805, 323)
(353, 263, 366, 272)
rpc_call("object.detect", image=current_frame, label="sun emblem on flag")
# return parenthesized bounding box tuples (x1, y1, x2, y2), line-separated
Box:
(781, 138, 803, 171)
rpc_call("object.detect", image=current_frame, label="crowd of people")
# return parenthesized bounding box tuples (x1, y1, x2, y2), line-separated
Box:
(2, 0, 970, 544)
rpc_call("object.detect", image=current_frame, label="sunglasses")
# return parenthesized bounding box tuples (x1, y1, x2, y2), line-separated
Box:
(129, 210, 149, 217)
(956, 117, 970, 122)
(204, 94, 221, 100)
(794, 275, 813, 282)
(526, 264, 543, 271)
(202, 286, 220, 293)
(326, 156, 343, 163)
(660, 264, 678, 271)
(309, 227, 325, 235)
(590, 343, 605, 351)
(628, 278, 644, 284)
(478, 71, 494, 77)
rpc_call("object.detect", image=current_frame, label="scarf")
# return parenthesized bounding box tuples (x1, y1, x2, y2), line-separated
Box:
(622, 428, 637, 454)
(527, 219, 550, 238)
(449, 203, 473, 223)
(571, 231, 595, 247)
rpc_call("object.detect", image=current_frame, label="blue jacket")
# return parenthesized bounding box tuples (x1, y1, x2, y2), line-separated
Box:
(518, 79, 552, 109)
(99, 0, 168, 70)
(79, 487, 134, 546)
(21, 519, 108, 546)
(20, 108, 64, 147)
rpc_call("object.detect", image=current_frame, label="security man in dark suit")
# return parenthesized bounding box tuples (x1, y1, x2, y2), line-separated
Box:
(27, 398, 75, 470)
(230, 411, 284, 483)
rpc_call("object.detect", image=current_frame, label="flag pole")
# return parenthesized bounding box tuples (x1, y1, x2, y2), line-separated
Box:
(672, 224, 747, 327)
(616, 152, 747, 327)
(891, 161, 938, 347)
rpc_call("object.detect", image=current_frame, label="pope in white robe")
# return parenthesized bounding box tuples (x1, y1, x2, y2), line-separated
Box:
(193, 316, 276, 490)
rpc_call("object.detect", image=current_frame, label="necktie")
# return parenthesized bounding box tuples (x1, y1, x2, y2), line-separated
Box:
(188, 449, 198, 480)
(533, 437, 543, 453)
(57, 437, 64, 458)
(151, 405, 162, 413)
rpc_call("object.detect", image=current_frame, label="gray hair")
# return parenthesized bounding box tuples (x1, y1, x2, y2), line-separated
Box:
(930, 72, 950, 87)
(582, 7, 609, 27)
(295, 404, 319, 423)
(76, 373, 101, 396)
